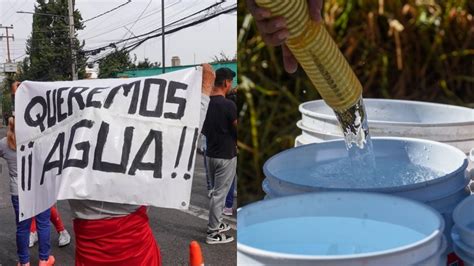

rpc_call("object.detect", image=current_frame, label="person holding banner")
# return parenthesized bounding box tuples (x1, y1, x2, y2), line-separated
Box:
(1, 117, 55, 266)
(68, 63, 216, 265)
(202, 67, 237, 244)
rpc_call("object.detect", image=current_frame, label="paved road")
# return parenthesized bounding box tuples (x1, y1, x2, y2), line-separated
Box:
(0, 126, 236, 265)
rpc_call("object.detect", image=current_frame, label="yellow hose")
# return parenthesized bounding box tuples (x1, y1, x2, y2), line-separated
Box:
(255, 0, 362, 112)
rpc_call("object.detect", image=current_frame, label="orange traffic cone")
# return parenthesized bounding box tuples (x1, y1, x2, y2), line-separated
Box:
(189, 240, 204, 266)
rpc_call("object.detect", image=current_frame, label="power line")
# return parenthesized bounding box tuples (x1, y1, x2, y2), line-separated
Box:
(12, 52, 26, 61)
(122, 4, 236, 54)
(86, 4, 236, 64)
(84, 1, 228, 55)
(80, 5, 161, 37)
(120, 0, 153, 48)
(82, 0, 132, 23)
(80, 0, 181, 40)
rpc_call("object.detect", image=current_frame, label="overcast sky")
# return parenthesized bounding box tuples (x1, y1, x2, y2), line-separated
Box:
(0, 0, 237, 67)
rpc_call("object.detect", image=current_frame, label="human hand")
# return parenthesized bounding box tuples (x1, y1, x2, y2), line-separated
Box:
(246, 0, 323, 73)
(201, 63, 215, 96)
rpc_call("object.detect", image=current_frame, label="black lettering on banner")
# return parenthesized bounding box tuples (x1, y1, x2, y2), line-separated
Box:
(139, 78, 166, 117)
(56, 87, 70, 123)
(175, 126, 187, 168)
(128, 129, 162, 179)
(27, 141, 34, 191)
(24, 96, 47, 132)
(67, 87, 89, 115)
(41, 132, 65, 185)
(64, 119, 94, 169)
(20, 142, 34, 191)
(164, 81, 187, 119)
(93, 122, 134, 173)
(21, 148, 25, 191)
(46, 90, 57, 128)
(181, 128, 198, 180)
(187, 127, 199, 171)
(103, 81, 141, 114)
(86, 87, 107, 108)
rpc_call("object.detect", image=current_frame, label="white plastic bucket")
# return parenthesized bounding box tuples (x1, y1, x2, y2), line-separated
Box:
(453, 196, 474, 247)
(297, 99, 474, 153)
(452, 226, 474, 265)
(263, 137, 469, 252)
(238, 192, 446, 265)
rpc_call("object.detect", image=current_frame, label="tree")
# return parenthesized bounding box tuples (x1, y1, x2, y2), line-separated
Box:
(134, 58, 160, 69)
(98, 50, 134, 78)
(211, 51, 236, 63)
(23, 0, 87, 81)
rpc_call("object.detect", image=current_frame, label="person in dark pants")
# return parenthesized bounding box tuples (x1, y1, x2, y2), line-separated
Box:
(202, 68, 237, 244)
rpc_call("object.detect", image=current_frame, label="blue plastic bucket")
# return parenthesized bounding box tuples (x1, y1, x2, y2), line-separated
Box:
(449, 194, 474, 262)
(262, 137, 469, 251)
(238, 192, 446, 265)
(452, 226, 474, 265)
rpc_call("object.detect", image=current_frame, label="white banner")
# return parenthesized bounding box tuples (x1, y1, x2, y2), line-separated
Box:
(15, 67, 203, 221)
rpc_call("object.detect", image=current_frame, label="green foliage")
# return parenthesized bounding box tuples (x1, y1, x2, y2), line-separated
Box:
(211, 51, 237, 63)
(98, 50, 160, 78)
(98, 50, 134, 78)
(0, 75, 14, 118)
(22, 0, 86, 81)
(237, 0, 474, 205)
(134, 58, 160, 69)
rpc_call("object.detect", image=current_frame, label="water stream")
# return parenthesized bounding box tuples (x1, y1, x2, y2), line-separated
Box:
(334, 97, 376, 175)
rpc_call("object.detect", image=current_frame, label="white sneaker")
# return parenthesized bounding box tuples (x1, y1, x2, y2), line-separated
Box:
(206, 232, 234, 245)
(29, 231, 38, 248)
(58, 230, 71, 247)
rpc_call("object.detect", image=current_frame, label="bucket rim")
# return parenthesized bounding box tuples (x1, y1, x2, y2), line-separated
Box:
(299, 98, 474, 127)
(452, 225, 474, 254)
(453, 196, 474, 238)
(263, 137, 468, 193)
(238, 191, 445, 261)
(297, 120, 474, 143)
(453, 243, 474, 264)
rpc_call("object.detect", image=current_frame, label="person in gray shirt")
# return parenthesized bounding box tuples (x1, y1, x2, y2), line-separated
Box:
(1, 117, 55, 265)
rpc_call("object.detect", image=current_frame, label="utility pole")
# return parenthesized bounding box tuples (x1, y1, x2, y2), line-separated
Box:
(161, 0, 165, 73)
(68, 0, 78, 80)
(0, 24, 14, 62)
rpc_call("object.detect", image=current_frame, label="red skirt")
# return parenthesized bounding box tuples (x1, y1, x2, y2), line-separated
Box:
(74, 206, 161, 266)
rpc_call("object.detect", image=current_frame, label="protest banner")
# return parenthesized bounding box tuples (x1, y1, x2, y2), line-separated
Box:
(15, 67, 203, 221)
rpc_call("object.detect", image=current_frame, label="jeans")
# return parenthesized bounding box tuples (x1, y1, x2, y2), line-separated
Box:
(11, 196, 51, 263)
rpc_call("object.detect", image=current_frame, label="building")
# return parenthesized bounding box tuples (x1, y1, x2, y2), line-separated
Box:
(171, 56, 181, 66)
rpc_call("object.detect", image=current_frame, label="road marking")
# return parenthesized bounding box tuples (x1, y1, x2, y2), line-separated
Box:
(179, 204, 236, 230)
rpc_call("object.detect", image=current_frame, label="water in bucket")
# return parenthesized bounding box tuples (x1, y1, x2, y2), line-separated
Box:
(239, 216, 426, 255)
(278, 156, 444, 189)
